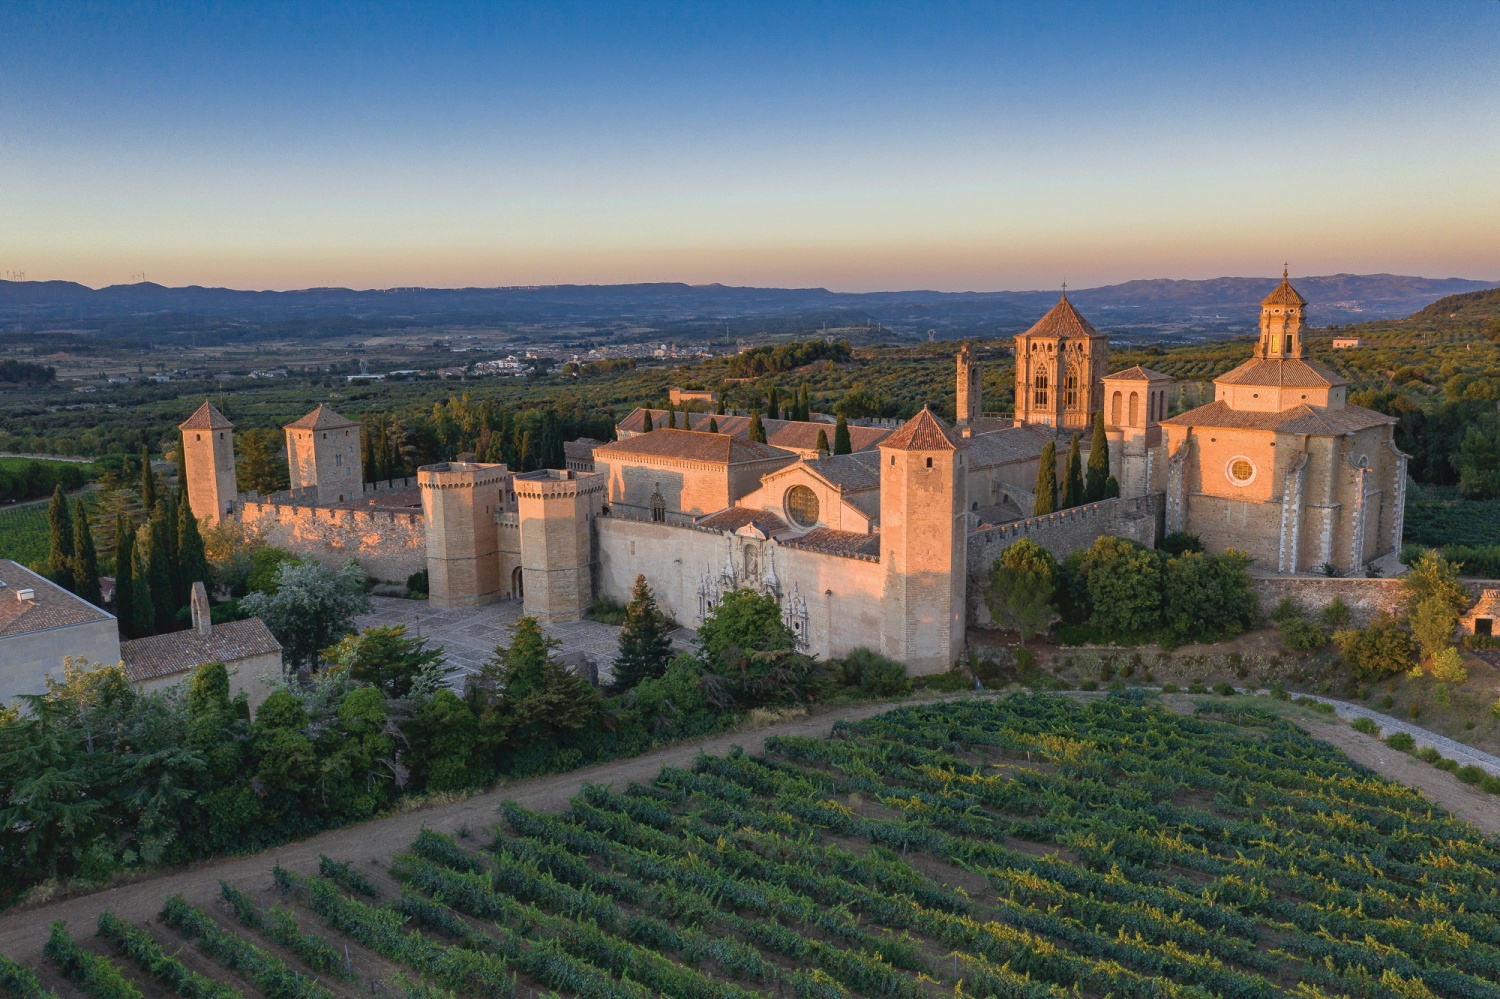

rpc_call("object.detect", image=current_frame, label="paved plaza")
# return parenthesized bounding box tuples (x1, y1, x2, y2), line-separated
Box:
(354, 596, 692, 687)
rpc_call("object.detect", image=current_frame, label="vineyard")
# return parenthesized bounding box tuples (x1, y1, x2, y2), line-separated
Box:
(8, 693, 1500, 999)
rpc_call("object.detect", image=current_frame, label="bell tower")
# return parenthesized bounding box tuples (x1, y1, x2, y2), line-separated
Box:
(956, 342, 982, 425)
(1255, 266, 1307, 360)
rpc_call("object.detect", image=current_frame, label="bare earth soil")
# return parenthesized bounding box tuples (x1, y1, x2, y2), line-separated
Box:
(6, 691, 1500, 969)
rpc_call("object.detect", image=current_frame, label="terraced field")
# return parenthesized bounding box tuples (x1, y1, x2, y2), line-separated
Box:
(7, 693, 1500, 999)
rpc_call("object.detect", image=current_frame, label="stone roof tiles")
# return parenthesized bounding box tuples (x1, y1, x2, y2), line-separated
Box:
(695, 507, 790, 535)
(1018, 294, 1102, 340)
(1161, 400, 1394, 435)
(285, 404, 359, 431)
(594, 429, 794, 464)
(880, 408, 964, 451)
(1104, 365, 1172, 382)
(563, 438, 602, 460)
(0, 560, 113, 638)
(178, 401, 233, 431)
(1261, 273, 1308, 308)
(965, 424, 1055, 469)
(120, 618, 282, 682)
(1214, 358, 1346, 388)
(803, 450, 883, 491)
(615, 409, 888, 452)
(781, 528, 881, 560)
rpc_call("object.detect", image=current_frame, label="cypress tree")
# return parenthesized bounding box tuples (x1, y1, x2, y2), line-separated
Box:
(140, 445, 156, 513)
(682, 410, 691, 430)
(708, 417, 719, 434)
(115, 516, 135, 636)
(131, 524, 157, 638)
(161, 492, 183, 605)
(363, 421, 378, 483)
(71, 499, 102, 607)
(816, 428, 830, 454)
(144, 513, 175, 632)
(1085, 411, 1110, 502)
(47, 485, 75, 591)
(1062, 434, 1084, 508)
(174, 433, 189, 493)
(518, 430, 536, 472)
(748, 411, 767, 444)
(667, 402, 677, 429)
(1033, 441, 1058, 516)
(716, 400, 725, 415)
(1103, 475, 1121, 499)
(833, 415, 852, 455)
(642, 409, 653, 432)
(767, 387, 780, 422)
(613, 574, 673, 690)
(178, 499, 211, 604)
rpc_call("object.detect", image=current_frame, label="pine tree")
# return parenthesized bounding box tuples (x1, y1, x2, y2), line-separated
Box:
(140, 445, 156, 513)
(47, 485, 75, 592)
(1085, 411, 1110, 502)
(1033, 441, 1058, 515)
(667, 402, 677, 429)
(177, 499, 211, 604)
(833, 415, 852, 455)
(71, 499, 102, 607)
(131, 525, 157, 638)
(748, 411, 767, 444)
(767, 387, 780, 421)
(1062, 434, 1084, 508)
(115, 516, 136, 636)
(613, 574, 673, 690)
(816, 428, 830, 453)
(642, 409, 654, 432)
(708, 417, 719, 434)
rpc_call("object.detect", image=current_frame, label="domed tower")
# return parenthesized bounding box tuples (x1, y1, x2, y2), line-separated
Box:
(878, 408, 968, 674)
(1256, 267, 1307, 360)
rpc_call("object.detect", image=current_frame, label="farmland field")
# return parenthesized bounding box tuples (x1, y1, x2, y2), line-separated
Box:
(9, 693, 1500, 999)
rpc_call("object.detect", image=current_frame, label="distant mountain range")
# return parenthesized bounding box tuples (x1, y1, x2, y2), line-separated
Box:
(0, 273, 1492, 341)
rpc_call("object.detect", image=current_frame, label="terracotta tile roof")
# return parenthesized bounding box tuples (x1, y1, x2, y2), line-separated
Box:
(1104, 365, 1172, 382)
(0, 560, 113, 638)
(564, 438, 602, 460)
(1261, 274, 1308, 308)
(285, 404, 359, 431)
(695, 507, 790, 535)
(594, 429, 794, 464)
(880, 409, 964, 451)
(1018, 294, 1102, 340)
(1161, 400, 1394, 434)
(1214, 358, 1346, 388)
(120, 618, 281, 682)
(178, 401, 233, 431)
(966, 424, 1054, 468)
(804, 451, 882, 491)
(616, 410, 886, 452)
(782, 528, 881, 559)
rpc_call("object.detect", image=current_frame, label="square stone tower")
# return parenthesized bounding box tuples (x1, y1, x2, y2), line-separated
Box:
(1102, 365, 1173, 498)
(877, 409, 968, 674)
(419, 460, 512, 608)
(1013, 293, 1109, 431)
(514, 469, 606, 623)
(178, 401, 238, 526)
(956, 342, 983, 425)
(284, 405, 363, 504)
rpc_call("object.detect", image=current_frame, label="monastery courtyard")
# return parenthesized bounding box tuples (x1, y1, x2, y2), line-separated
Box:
(354, 596, 692, 686)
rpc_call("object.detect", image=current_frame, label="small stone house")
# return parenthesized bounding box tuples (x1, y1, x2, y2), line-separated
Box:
(120, 582, 283, 708)
(1461, 590, 1499, 638)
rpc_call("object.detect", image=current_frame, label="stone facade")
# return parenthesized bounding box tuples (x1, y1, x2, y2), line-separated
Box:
(1013, 295, 1110, 431)
(420, 461, 514, 608)
(240, 498, 426, 583)
(179, 402, 239, 526)
(515, 469, 606, 623)
(285, 405, 364, 505)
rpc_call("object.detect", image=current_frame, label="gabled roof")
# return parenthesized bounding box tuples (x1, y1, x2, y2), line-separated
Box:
(880, 409, 964, 451)
(1214, 358, 1346, 388)
(966, 424, 1054, 469)
(179, 401, 233, 431)
(120, 618, 281, 682)
(1104, 365, 1172, 383)
(0, 560, 113, 637)
(1261, 271, 1307, 308)
(782, 528, 881, 560)
(1161, 400, 1393, 435)
(285, 404, 359, 431)
(563, 438, 602, 460)
(594, 429, 794, 464)
(616, 409, 888, 452)
(1017, 294, 1102, 340)
(695, 507, 790, 535)
(803, 450, 883, 491)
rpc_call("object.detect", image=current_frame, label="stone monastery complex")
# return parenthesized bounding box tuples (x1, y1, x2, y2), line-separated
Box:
(179, 274, 1405, 673)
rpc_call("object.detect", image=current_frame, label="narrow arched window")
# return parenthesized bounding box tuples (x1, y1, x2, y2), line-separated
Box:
(1111, 392, 1121, 425)
(1033, 368, 1049, 407)
(1064, 369, 1079, 409)
(1129, 392, 1139, 426)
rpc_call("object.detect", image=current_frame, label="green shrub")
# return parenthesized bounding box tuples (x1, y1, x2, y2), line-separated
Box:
(406, 569, 430, 595)
(1159, 682, 1179, 693)
(1456, 765, 1488, 786)
(0, 953, 55, 999)
(1079, 679, 1099, 691)
(1436, 757, 1460, 772)
(1357, 686, 1371, 700)
(1318, 597, 1352, 629)
(1270, 682, 1289, 701)
(837, 648, 911, 697)
(1417, 746, 1442, 764)
(1108, 679, 1126, 692)
(1409, 703, 1422, 719)
(1211, 682, 1235, 697)
(318, 855, 381, 898)
(1380, 694, 1395, 710)
(1187, 682, 1207, 694)
(43, 922, 142, 999)
(1271, 598, 1303, 623)
(1334, 614, 1415, 679)
(585, 597, 627, 626)
(97, 912, 242, 999)
(921, 668, 972, 693)
(1483, 775, 1500, 795)
(1351, 717, 1381, 736)
(1386, 731, 1416, 752)
(1278, 616, 1327, 651)
(1464, 633, 1500, 650)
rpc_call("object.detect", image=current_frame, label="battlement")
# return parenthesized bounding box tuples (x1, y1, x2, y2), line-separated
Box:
(969, 493, 1159, 545)
(240, 497, 423, 528)
(514, 468, 606, 498)
(418, 461, 510, 490)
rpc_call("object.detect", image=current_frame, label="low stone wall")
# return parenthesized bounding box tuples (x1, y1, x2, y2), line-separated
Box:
(966, 494, 1162, 624)
(1251, 575, 1500, 623)
(240, 499, 426, 582)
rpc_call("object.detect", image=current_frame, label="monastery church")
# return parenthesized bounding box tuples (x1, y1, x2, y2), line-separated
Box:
(180, 274, 1404, 673)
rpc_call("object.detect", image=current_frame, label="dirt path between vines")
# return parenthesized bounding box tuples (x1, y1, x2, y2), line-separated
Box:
(0, 696, 962, 963)
(7, 691, 1500, 967)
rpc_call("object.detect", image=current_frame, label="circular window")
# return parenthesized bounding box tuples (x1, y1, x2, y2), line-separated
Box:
(785, 485, 820, 528)
(1225, 456, 1257, 486)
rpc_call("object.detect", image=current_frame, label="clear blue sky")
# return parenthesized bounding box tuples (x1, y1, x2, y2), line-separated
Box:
(3, 1, 1497, 291)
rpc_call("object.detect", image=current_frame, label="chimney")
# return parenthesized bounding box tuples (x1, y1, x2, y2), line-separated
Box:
(191, 580, 211, 636)
(16, 588, 35, 603)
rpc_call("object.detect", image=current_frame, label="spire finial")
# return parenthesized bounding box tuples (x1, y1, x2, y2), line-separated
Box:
(1283, 263, 1288, 280)
(1061, 279, 1067, 299)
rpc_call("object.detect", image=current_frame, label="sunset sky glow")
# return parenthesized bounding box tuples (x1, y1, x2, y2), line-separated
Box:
(3, 1, 1498, 291)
